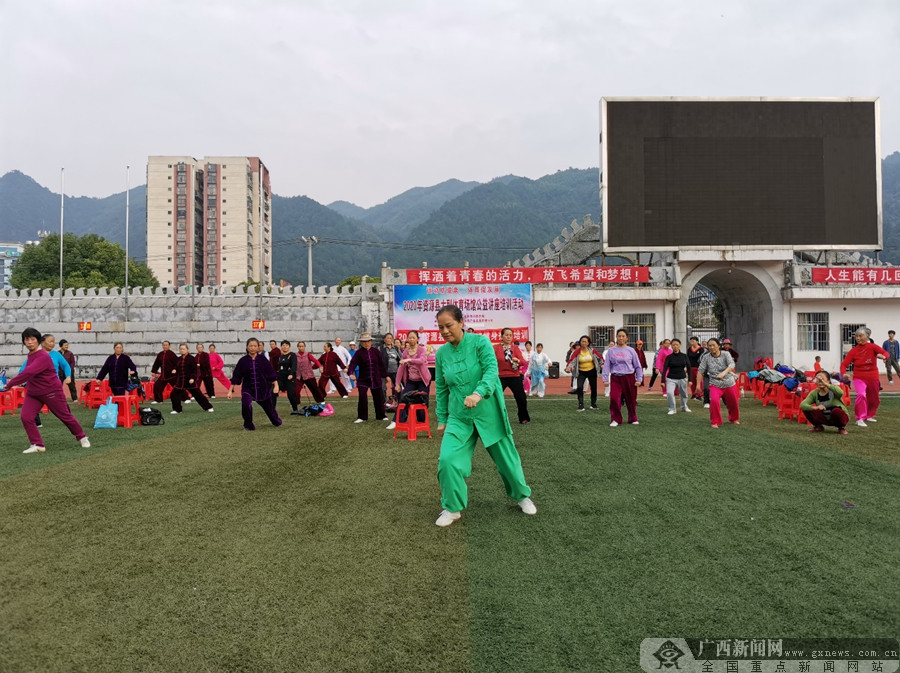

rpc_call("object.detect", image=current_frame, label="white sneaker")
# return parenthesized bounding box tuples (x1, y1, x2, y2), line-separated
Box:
(208, 408, 215, 413)
(667, 410, 676, 415)
(703, 404, 710, 409)
(342, 395, 349, 399)
(630, 421, 639, 425)
(682, 407, 692, 413)
(856, 419, 867, 427)
(184, 399, 192, 404)
(386, 421, 396, 430)
(867, 417, 877, 422)
(889, 381, 894, 385)
(170, 410, 181, 415)
(518, 497, 537, 515)
(150, 400, 159, 405)
(354, 418, 365, 424)
(79, 436, 91, 448)
(435, 510, 461, 527)
(609, 421, 619, 427)
(23, 445, 46, 454)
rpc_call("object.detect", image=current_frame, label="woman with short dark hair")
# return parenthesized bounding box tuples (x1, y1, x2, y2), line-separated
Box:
(95, 342, 137, 395)
(697, 337, 740, 428)
(1, 327, 90, 454)
(494, 327, 530, 424)
(601, 329, 643, 427)
(565, 335, 603, 411)
(170, 343, 214, 415)
(799, 370, 850, 434)
(227, 338, 281, 431)
(433, 305, 536, 527)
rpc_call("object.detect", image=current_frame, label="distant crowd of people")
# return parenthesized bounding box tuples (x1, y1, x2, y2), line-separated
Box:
(2, 314, 896, 527)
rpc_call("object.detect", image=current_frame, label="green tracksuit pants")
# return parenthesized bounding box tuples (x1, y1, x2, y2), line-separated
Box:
(437, 424, 531, 513)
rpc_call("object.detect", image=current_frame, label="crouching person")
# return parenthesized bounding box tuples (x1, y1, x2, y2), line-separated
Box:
(799, 370, 850, 435)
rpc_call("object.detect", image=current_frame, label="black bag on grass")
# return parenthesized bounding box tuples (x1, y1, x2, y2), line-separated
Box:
(139, 408, 165, 426)
(399, 390, 429, 407)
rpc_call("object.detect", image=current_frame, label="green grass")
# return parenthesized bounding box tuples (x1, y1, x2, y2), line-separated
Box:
(1, 394, 898, 672)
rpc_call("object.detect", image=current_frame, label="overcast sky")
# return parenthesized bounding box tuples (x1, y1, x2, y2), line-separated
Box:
(2, 0, 897, 207)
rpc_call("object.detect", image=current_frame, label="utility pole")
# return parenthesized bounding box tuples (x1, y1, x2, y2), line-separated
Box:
(59, 168, 64, 322)
(300, 236, 319, 287)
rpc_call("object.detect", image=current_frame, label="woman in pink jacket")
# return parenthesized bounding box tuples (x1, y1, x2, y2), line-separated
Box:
(208, 344, 232, 393)
(649, 339, 672, 395)
(386, 330, 431, 430)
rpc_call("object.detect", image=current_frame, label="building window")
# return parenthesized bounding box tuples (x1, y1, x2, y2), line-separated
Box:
(589, 326, 615, 348)
(797, 313, 829, 351)
(622, 313, 656, 347)
(840, 324, 866, 347)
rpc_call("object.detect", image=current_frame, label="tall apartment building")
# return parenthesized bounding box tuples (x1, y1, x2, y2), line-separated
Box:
(146, 156, 272, 287)
(0, 242, 25, 290)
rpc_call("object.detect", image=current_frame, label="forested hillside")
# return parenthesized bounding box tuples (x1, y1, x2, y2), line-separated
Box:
(0, 171, 147, 259)
(3, 156, 899, 286)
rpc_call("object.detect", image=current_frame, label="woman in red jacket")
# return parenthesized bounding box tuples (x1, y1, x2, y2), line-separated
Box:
(840, 328, 888, 427)
(494, 327, 530, 424)
(318, 342, 349, 398)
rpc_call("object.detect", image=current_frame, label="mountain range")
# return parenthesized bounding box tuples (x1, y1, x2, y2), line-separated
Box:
(2, 153, 899, 286)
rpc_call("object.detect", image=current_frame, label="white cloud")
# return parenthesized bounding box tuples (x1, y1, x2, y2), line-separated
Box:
(1, 0, 897, 205)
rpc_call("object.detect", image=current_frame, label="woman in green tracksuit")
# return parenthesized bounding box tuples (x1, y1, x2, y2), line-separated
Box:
(433, 304, 537, 527)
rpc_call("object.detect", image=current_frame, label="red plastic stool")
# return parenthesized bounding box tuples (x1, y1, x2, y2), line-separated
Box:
(0, 390, 16, 416)
(393, 403, 432, 441)
(111, 393, 142, 428)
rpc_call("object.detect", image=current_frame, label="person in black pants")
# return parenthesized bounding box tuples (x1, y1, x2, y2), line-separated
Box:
(565, 335, 603, 411)
(277, 340, 302, 416)
(494, 327, 531, 424)
(169, 343, 214, 414)
(662, 338, 692, 414)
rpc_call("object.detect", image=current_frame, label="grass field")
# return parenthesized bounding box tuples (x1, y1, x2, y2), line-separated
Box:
(1, 393, 898, 672)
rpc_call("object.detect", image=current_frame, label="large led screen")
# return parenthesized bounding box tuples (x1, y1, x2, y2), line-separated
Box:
(601, 98, 882, 251)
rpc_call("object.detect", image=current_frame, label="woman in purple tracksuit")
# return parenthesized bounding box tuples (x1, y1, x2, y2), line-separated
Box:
(227, 337, 281, 431)
(1, 327, 90, 454)
(95, 342, 138, 395)
(601, 328, 644, 427)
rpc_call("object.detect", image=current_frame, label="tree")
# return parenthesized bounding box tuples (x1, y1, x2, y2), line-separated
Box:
(9, 233, 158, 290)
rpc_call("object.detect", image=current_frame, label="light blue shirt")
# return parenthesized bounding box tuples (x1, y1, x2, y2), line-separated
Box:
(19, 349, 71, 378)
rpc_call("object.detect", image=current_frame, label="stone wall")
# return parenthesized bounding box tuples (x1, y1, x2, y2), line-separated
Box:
(0, 283, 390, 378)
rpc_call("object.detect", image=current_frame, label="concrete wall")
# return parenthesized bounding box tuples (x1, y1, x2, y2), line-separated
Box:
(0, 284, 381, 378)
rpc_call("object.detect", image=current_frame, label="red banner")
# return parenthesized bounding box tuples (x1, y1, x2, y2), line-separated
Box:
(811, 267, 900, 284)
(406, 266, 649, 285)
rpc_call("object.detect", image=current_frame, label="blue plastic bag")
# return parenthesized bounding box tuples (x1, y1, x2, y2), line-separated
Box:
(0, 368, 7, 389)
(94, 396, 119, 429)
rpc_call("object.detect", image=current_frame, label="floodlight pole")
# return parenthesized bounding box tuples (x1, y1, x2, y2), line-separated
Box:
(300, 236, 319, 287)
(125, 165, 130, 321)
(58, 168, 64, 322)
